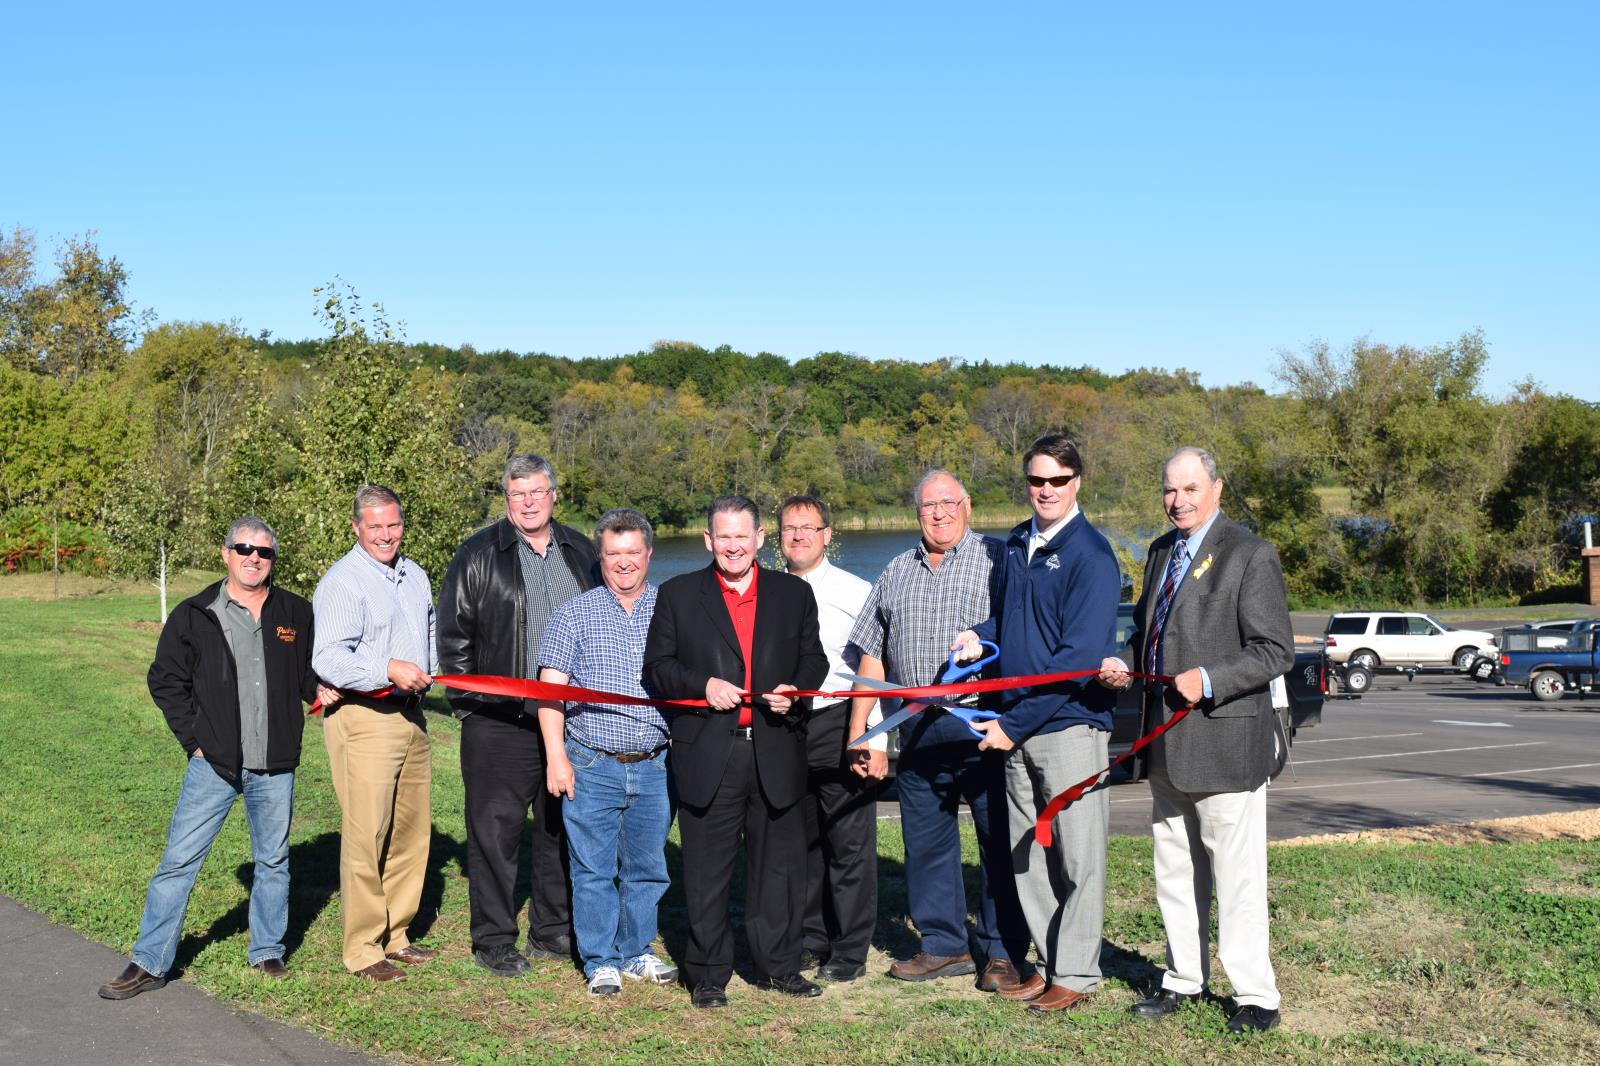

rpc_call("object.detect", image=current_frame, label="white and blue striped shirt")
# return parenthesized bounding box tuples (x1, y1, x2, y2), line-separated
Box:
(312, 544, 437, 692)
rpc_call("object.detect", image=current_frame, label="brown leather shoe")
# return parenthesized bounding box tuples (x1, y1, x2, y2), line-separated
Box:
(888, 952, 976, 982)
(251, 958, 290, 979)
(978, 957, 1023, 992)
(1027, 985, 1090, 1013)
(997, 974, 1048, 1001)
(386, 945, 438, 965)
(354, 959, 407, 982)
(97, 962, 165, 1000)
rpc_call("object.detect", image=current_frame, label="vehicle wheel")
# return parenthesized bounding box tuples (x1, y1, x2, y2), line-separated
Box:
(1470, 656, 1496, 681)
(1349, 649, 1379, 671)
(1342, 665, 1372, 694)
(1530, 671, 1565, 702)
(1453, 647, 1481, 671)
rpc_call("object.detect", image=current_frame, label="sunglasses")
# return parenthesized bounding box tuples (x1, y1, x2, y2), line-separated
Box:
(228, 543, 278, 560)
(1025, 473, 1078, 488)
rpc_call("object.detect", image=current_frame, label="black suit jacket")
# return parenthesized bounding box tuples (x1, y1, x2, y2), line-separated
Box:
(643, 565, 829, 809)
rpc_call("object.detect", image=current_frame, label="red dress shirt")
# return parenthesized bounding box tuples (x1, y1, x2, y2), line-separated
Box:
(716, 565, 759, 728)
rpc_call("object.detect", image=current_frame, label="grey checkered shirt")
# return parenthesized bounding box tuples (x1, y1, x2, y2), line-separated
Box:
(847, 528, 1003, 692)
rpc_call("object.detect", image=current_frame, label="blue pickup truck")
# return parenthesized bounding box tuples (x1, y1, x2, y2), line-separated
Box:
(1497, 620, 1600, 701)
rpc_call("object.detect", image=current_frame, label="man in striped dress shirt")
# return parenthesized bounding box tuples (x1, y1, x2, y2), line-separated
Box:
(312, 484, 438, 982)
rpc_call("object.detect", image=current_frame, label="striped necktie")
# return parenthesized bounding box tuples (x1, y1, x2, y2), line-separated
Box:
(1147, 538, 1188, 674)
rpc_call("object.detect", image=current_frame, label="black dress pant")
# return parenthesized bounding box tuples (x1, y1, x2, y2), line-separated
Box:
(677, 736, 805, 989)
(802, 701, 878, 966)
(460, 708, 571, 952)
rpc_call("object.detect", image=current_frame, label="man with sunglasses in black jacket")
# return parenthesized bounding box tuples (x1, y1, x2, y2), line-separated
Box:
(99, 517, 327, 1000)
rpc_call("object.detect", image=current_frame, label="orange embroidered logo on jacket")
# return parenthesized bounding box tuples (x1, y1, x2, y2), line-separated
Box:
(276, 626, 297, 643)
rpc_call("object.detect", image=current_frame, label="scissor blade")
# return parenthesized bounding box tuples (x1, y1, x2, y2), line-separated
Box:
(847, 704, 921, 749)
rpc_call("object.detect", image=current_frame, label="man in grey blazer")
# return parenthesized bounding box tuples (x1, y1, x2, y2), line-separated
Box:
(1098, 447, 1294, 1034)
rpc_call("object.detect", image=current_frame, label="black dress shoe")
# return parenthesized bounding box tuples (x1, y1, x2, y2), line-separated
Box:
(97, 962, 165, 1000)
(757, 973, 824, 998)
(691, 982, 728, 1009)
(1226, 1004, 1281, 1033)
(1130, 988, 1198, 1019)
(525, 937, 573, 961)
(817, 960, 867, 982)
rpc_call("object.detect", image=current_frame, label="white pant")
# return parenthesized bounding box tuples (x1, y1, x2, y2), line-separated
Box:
(1147, 757, 1279, 1009)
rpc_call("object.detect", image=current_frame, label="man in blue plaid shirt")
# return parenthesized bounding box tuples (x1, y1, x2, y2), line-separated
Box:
(535, 508, 676, 997)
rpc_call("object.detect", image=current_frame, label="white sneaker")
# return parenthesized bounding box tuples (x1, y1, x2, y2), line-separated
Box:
(587, 966, 622, 996)
(622, 954, 679, 984)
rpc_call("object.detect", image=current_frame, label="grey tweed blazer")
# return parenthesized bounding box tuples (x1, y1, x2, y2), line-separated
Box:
(1125, 514, 1295, 793)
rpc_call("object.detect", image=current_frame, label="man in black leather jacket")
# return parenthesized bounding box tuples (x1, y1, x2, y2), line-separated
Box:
(437, 455, 598, 976)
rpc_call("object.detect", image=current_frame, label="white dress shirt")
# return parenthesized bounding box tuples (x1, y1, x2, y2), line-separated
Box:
(796, 557, 886, 751)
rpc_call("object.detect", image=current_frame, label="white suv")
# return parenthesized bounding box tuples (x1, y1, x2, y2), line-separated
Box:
(1324, 612, 1497, 672)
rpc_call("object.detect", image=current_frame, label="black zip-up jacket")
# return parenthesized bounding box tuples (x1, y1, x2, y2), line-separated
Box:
(436, 517, 599, 716)
(147, 581, 318, 778)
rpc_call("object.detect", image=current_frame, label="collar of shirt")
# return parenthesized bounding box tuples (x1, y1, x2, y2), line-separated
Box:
(1028, 505, 1079, 561)
(915, 527, 981, 568)
(1179, 508, 1223, 560)
(716, 563, 759, 599)
(604, 581, 657, 615)
(794, 557, 832, 586)
(352, 543, 406, 583)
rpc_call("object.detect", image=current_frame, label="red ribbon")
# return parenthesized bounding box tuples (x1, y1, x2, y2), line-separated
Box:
(309, 667, 1187, 846)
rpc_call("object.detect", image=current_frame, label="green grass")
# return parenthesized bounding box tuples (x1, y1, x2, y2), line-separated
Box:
(4, 590, 1600, 1064)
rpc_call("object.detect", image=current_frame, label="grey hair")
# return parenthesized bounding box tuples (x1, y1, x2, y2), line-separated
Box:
(1166, 446, 1220, 482)
(912, 469, 968, 506)
(503, 454, 558, 493)
(595, 507, 655, 549)
(352, 484, 404, 523)
(224, 516, 277, 548)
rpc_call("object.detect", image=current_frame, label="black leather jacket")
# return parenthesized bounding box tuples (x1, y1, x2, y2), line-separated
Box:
(436, 517, 598, 716)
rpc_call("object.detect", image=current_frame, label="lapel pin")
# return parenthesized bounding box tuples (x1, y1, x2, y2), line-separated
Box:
(1191, 553, 1214, 580)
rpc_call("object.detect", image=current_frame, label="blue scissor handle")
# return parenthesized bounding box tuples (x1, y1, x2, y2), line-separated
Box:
(937, 639, 1001, 739)
(939, 639, 1000, 684)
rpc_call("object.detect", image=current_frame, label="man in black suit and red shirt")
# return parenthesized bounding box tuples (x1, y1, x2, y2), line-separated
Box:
(643, 495, 830, 1008)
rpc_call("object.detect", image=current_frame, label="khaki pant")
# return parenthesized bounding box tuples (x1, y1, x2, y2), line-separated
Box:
(324, 703, 432, 971)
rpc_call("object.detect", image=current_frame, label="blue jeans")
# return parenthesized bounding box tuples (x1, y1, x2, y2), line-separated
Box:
(896, 715, 1028, 962)
(562, 738, 672, 979)
(131, 756, 295, 976)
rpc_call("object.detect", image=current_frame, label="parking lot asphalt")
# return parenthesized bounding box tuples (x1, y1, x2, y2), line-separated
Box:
(875, 672, 1600, 840)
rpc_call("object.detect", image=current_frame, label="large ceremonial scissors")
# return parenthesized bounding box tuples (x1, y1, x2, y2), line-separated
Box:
(845, 640, 1002, 748)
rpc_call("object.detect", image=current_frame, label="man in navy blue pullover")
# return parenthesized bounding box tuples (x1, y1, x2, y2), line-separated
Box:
(952, 433, 1121, 1014)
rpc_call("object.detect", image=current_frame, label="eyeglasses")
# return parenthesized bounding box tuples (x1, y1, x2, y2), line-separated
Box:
(1025, 473, 1078, 488)
(228, 543, 277, 560)
(916, 497, 967, 514)
(506, 488, 553, 503)
(781, 524, 825, 536)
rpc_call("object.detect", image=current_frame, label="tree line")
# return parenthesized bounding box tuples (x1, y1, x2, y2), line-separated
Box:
(3, 227, 1596, 607)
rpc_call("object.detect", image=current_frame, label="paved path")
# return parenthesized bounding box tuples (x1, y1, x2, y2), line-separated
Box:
(0, 895, 377, 1066)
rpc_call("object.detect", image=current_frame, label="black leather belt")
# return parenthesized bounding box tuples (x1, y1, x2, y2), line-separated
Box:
(348, 692, 421, 713)
(606, 744, 667, 764)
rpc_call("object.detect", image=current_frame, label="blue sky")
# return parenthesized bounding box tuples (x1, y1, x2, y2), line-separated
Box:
(8, 2, 1596, 399)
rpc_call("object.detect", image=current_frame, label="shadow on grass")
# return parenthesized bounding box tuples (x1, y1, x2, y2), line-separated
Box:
(170, 824, 469, 976)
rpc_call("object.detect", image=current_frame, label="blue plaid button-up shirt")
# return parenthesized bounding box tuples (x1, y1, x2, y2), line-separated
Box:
(537, 583, 666, 754)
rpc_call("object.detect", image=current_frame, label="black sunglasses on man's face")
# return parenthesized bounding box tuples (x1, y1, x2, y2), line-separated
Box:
(1025, 473, 1078, 488)
(228, 543, 277, 560)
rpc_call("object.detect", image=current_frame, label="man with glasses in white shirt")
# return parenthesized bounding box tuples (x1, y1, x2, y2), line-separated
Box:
(778, 495, 879, 983)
